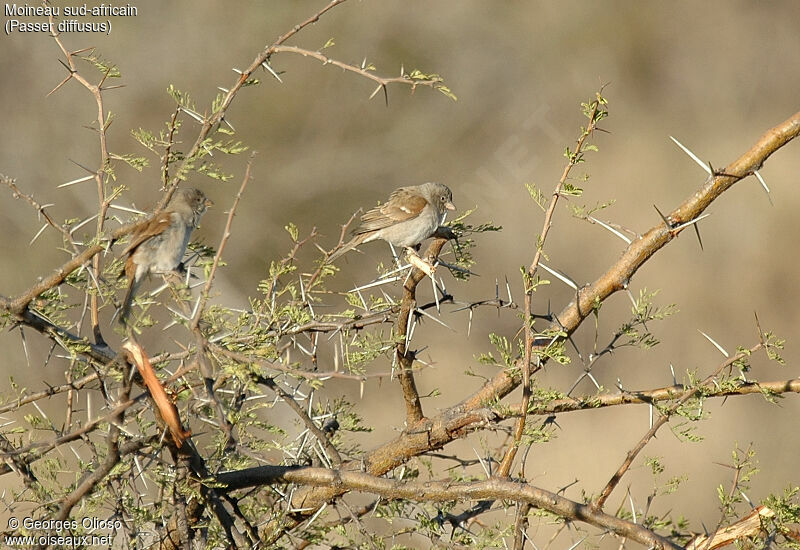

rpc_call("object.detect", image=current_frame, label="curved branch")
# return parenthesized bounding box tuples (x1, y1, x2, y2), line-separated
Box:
(217, 466, 681, 550)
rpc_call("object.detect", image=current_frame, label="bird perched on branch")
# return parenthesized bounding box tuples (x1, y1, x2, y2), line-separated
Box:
(119, 187, 212, 324)
(328, 182, 455, 276)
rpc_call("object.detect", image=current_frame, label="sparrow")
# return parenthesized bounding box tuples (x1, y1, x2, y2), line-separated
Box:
(328, 182, 455, 271)
(119, 187, 212, 323)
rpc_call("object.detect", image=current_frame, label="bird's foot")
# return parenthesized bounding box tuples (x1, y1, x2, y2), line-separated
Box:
(405, 248, 436, 278)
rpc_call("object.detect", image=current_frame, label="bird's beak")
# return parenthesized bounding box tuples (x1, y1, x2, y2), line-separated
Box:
(205, 198, 215, 208)
(445, 201, 456, 211)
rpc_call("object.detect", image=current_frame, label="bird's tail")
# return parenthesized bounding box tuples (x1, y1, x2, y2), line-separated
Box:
(327, 235, 364, 263)
(119, 276, 140, 325)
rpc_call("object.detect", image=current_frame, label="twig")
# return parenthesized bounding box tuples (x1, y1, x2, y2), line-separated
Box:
(592, 342, 763, 510)
(495, 377, 800, 419)
(154, 0, 349, 208)
(498, 93, 605, 478)
(0, 175, 76, 248)
(272, 45, 448, 101)
(257, 375, 342, 466)
(191, 155, 253, 329)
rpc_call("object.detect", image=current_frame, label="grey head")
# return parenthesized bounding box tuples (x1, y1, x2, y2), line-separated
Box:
(169, 188, 213, 227)
(418, 182, 455, 215)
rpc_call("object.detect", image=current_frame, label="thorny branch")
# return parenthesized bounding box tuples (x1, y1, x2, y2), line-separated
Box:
(217, 465, 682, 549)
(261, 109, 800, 544)
(394, 236, 452, 426)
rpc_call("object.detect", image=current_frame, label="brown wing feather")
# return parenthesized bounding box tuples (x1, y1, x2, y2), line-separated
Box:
(121, 212, 173, 257)
(354, 189, 427, 234)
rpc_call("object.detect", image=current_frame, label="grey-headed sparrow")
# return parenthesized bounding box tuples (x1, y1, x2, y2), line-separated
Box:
(119, 187, 212, 323)
(328, 182, 455, 269)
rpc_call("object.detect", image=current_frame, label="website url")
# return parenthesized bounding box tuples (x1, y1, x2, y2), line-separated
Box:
(3, 534, 113, 546)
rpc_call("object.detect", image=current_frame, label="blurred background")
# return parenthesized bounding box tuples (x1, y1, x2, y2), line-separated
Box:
(2, 1, 799, 546)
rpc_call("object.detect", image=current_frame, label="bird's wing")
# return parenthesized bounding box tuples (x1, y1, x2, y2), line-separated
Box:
(354, 188, 427, 234)
(121, 212, 173, 256)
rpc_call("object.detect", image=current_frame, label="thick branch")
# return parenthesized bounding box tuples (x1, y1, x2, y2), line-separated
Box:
(217, 466, 681, 550)
(394, 236, 451, 426)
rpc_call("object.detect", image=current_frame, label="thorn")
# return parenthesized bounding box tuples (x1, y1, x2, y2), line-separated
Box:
(585, 371, 601, 391)
(56, 175, 95, 189)
(69, 214, 99, 235)
(587, 215, 632, 244)
(698, 330, 729, 357)
(47, 74, 73, 97)
(628, 490, 637, 524)
(693, 221, 704, 251)
(753, 170, 773, 205)
(539, 262, 578, 290)
(431, 276, 440, 313)
(672, 212, 711, 232)
(404, 307, 414, 350)
(625, 287, 637, 308)
(29, 224, 48, 246)
(261, 60, 284, 83)
(355, 287, 368, 311)
(669, 135, 712, 175)
(349, 274, 404, 293)
(653, 204, 671, 227)
(415, 307, 455, 332)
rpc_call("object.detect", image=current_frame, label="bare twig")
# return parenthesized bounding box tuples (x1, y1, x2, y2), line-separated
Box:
(0, 175, 76, 247)
(272, 45, 449, 101)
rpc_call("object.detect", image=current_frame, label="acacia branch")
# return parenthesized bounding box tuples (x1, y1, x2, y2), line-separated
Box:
(217, 466, 681, 549)
(395, 236, 451, 426)
(271, 45, 448, 102)
(46, 16, 116, 348)
(256, 375, 343, 466)
(499, 377, 800, 418)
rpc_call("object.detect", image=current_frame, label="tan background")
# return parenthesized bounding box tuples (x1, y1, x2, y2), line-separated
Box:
(2, 1, 799, 546)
